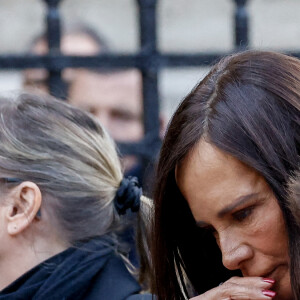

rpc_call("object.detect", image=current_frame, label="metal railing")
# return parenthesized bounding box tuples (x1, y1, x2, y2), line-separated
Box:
(0, 0, 299, 183)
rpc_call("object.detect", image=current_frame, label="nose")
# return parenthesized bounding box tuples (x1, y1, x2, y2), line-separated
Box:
(218, 230, 253, 271)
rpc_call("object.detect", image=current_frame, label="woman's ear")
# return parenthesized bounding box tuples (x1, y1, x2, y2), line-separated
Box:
(6, 181, 42, 236)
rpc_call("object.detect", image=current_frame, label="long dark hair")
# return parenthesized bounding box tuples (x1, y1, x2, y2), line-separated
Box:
(151, 51, 300, 299)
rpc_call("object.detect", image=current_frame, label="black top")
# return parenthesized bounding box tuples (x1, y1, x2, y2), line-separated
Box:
(0, 236, 152, 300)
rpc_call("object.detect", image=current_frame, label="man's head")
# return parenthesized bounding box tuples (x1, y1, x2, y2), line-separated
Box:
(68, 68, 143, 142)
(23, 24, 107, 93)
(23, 26, 146, 173)
(23, 25, 144, 143)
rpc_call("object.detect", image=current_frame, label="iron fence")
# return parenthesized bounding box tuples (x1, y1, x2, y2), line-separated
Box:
(0, 0, 299, 186)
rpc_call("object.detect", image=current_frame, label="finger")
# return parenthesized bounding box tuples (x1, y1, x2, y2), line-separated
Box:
(190, 281, 276, 300)
(227, 276, 275, 289)
(221, 281, 276, 299)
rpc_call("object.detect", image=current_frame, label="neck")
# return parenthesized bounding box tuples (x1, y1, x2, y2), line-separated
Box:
(0, 233, 68, 290)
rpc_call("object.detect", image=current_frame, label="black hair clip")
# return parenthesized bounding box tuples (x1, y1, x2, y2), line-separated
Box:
(114, 176, 142, 215)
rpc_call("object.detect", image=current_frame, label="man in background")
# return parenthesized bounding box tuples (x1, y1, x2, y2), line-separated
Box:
(68, 68, 143, 172)
(23, 24, 108, 93)
(23, 24, 145, 181)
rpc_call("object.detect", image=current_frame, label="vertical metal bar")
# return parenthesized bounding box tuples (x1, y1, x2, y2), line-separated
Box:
(136, 0, 160, 188)
(44, 0, 67, 99)
(137, 0, 160, 143)
(234, 0, 249, 49)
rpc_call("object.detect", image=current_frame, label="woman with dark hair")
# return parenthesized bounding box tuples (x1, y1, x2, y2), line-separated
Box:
(151, 51, 300, 299)
(0, 93, 151, 299)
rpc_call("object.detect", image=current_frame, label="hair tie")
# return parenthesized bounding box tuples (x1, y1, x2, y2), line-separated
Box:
(114, 176, 142, 215)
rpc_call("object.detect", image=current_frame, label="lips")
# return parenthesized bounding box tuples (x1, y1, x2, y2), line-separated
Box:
(261, 267, 276, 279)
(242, 267, 276, 279)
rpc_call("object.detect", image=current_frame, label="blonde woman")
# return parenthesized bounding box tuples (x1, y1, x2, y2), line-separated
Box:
(0, 93, 151, 300)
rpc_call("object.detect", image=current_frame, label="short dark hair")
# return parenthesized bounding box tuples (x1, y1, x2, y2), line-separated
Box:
(151, 51, 300, 299)
(28, 22, 109, 53)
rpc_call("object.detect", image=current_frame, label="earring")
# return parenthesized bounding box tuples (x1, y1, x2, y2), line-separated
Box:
(36, 209, 41, 219)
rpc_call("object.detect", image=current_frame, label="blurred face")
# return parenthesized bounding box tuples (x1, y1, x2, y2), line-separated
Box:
(69, 69, 143, 142)
(176, 140, 292, 299)
(23, 33, 144, 171)
(23, 33, 101, 92)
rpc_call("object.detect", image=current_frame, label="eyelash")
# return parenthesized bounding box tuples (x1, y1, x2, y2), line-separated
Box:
(232, 206, 254, 222)
(200, 206, 256, 237)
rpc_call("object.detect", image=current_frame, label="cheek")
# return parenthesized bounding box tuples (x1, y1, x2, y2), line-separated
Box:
(279, 271, 292, 299)
(249, 203, 288, 257)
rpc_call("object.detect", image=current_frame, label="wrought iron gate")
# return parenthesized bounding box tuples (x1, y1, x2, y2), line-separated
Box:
(0, 0, 299, 190)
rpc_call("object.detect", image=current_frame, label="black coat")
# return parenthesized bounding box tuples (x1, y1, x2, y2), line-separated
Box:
(0, 237, 152, 300)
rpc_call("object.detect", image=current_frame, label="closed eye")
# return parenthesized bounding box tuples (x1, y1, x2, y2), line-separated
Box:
(232, 206, 254, 222)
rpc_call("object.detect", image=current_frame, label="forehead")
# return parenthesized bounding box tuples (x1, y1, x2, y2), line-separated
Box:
(177, 140, 252, 189)
(69, 70, 142, 110)
(33, 33, 101, 55)
(176, 140, 263, 218)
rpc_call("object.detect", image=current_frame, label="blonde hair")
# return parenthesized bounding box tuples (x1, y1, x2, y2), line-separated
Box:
(0, 92, 146, 244)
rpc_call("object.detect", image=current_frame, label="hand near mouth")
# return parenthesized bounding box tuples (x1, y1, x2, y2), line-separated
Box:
(190, 276, 276, 300)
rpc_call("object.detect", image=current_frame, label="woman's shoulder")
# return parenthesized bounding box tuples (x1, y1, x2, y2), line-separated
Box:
(84, 250, 152, 300)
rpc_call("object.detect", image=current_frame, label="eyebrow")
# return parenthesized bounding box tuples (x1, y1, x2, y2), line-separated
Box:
(217, 193, 259, 218)
(195, 192, 259, 227)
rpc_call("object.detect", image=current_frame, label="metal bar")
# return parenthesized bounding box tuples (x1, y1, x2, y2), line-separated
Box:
(137, 0, 160, 155)
(159, 53, 227, 67)
(117, 133, 161, 159)
(0, 54, 140, 69)
(44, 0, 66, 99)
(135, 0, 161, 184)
(3, 51, 300, 70)
(0, 53, 225, 69)
(234, 0, 249, 49)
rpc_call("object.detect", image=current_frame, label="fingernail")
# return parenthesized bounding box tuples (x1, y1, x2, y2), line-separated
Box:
(262, 290, 276, 297)
(262, 278, 275, 284)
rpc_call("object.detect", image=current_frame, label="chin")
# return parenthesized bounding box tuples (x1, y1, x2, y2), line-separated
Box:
(273, 272, 293, 300)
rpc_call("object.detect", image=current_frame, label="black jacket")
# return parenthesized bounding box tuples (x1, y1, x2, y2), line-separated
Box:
(0, 237, 152, 300)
